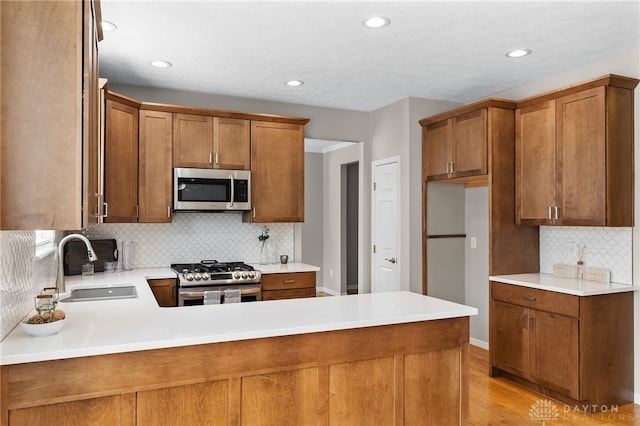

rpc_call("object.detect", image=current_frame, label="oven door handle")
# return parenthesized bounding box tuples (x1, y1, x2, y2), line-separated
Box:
(180, 287, 261, 299)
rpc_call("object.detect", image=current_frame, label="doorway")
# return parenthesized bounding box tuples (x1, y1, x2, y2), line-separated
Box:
(342, 162, 359, 294)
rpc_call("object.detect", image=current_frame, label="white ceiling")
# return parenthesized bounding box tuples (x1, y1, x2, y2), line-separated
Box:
(99, 1, 640, 112)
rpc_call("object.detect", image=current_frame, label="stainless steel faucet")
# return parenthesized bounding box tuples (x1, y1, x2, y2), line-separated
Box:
(55, 234, 98, 293)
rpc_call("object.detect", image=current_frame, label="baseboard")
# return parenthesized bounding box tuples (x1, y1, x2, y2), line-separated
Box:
(635, 392, 640, 404)
(317, 287, 341, 296)
(470, 338, 489, 350)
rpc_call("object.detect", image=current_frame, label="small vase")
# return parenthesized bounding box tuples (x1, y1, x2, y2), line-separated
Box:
(260, 240, 273, 264)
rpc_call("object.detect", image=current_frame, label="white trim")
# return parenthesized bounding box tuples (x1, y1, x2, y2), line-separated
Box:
(371, 156, 401, 293)
(470, 338, 489, 350)
(636, 393, 640, 405)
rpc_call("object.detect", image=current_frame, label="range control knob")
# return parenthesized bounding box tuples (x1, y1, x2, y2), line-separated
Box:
(234, 272, 241, 279)
(248, 271, 255, 279)
(242, 272, 248, 279)
(194, 272, 202, 280)
(185, 273, 194, 281)
(202, 273, 210, 280)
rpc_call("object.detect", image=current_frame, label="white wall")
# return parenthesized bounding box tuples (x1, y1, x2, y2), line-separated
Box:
(495, 47, 640, 402)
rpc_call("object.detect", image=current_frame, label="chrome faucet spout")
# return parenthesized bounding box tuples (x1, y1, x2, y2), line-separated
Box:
(55, 234, 98, 293)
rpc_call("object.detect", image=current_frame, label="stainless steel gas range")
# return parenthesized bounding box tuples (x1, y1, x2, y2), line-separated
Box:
(171, 260, 261, 306)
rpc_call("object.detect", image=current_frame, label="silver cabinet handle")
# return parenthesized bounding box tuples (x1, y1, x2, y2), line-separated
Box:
(554, 206, 560, 220)
(209, 152, 213, 165)
(167, 206, 171, 218)
(548, 206, 552, 220)
(522, 313, 528, 330)
(252, 207, 256, 218)
(215, 152, 219, 165)
(450, 161, 455, 173)
(385, 257, 397, 264)
(523, 295, 536, 301)
(283, 280, 296, 283)
(104, 202, 109, 218)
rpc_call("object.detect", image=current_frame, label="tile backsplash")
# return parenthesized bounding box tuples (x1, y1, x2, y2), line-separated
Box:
(0, 232, 57, 340)
(539, 226, 632, 284)
(83, 212, 295, 268)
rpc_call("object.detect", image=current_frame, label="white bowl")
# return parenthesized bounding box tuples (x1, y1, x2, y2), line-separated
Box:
(20, 319, 65, 337)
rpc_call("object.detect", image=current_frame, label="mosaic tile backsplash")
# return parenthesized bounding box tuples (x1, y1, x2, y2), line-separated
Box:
(83, 212, 295, 268)
(540, 226, 632, 285)
(0, 231, 57, 340)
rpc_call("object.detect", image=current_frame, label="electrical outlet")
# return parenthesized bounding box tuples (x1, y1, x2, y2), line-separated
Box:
(329, 269, 333, 277)
(470, 237, 477, 249)
(567, 242, 576, 254)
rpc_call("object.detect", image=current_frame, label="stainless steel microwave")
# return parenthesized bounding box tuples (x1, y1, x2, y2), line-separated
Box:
(173, 168, 251, 211)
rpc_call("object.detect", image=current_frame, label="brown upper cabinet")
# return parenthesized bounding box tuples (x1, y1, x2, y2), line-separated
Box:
(515, 75, 639, 226)
(139, 109, 173, 223)
(173, 114, 250, 170)
(0, 0, 101, 230)
(105, 93, 140, 223)
(246, 121, 306, 222)
(421, 107, 489, 181)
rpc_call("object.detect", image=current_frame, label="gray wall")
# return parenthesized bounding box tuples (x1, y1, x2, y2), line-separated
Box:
(302, 152, 324, 286)
(464, 187, 489, 345)
(346, 163, 359, 287)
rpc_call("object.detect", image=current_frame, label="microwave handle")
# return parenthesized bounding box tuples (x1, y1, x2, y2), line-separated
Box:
(229, 174, 235, 207)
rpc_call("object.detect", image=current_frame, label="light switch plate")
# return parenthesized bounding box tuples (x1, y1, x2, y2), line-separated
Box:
(553, 264, 577, 278)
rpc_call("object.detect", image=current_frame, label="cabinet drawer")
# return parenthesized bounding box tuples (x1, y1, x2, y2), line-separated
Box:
(262, 288, 316, 301)
(261, 272, 315, 291)
(490, 281, 579, 318)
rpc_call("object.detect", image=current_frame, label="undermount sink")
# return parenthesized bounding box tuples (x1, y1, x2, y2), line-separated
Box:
(60, 285, 137, 302)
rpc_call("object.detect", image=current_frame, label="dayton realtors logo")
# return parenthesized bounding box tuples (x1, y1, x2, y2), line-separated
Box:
(529, 399, 560, 424)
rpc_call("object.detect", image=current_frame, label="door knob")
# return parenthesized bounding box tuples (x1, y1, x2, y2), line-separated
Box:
(385, 257, 397, 264)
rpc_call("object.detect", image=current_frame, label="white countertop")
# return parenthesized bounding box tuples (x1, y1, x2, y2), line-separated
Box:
(252, 262, 320, 274)
(0, 268, 477, 365)
(490, 273, 639, 296)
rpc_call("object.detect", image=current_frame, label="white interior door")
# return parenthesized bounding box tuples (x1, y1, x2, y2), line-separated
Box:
(371, 158, 399, 293)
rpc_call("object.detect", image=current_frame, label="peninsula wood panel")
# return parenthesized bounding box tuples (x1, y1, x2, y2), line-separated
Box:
(138, 110, 173, 223)
(1, 318, 470, 426)
(241, 368, 318, 426)
(8, 396, 122, 426)
(136, 381, 228, 426)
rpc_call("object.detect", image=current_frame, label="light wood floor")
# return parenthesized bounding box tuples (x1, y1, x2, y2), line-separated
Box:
(469, 345, 639, 425)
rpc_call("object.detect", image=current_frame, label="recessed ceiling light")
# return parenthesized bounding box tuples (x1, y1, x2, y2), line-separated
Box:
(150, 60, 172, 68)
(363, 16, 390, 29)
(102, 21, 117, 32)
(285, 80, 304, 87)
(506, 49, 532, 58)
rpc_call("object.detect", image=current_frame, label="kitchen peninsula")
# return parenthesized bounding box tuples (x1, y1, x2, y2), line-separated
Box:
(0, 269, 477, 425)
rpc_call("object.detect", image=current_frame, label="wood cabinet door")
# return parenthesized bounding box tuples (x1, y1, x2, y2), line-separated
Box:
(515, 101, 556, 225)
(424, 119, 451, 180)
(452, 108, 487, 177)
(529, 310, 579, 399)
(490, 300, 529, 379)
(556, 87, 606, 226)
(172, 113, 213, 168)
(139, 110, 173, 223)
(147, 279, 176, 307)
(249, 121, 305, 222)
(105, 98, 139, 223)
(214, 117, 250, 170)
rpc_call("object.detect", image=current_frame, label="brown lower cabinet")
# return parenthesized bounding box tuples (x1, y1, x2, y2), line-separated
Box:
(261, 271, 316, 300)
(147, 278, 177, 307)
(1, 317, 470, 425)
(489, 281, 633, 411)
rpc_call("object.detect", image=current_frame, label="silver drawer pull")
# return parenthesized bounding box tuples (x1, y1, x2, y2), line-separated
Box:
(523, 295, 536, 301)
